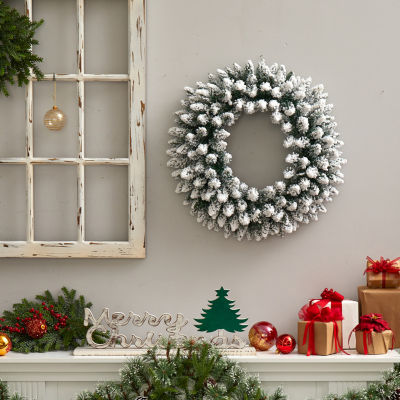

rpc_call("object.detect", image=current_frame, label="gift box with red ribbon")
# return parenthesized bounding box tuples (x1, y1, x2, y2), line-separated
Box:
(365, 256, 400, 289)
(297, 303, 347, 356)
(310, 288, 358, 349)
(350, 313, 394, 355)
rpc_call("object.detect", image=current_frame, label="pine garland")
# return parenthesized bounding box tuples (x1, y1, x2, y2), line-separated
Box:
(78, 339, 286, 400)
(1, 358, 399, 399)
(0, 1, 43, 96)
(0, 287, 108, 353)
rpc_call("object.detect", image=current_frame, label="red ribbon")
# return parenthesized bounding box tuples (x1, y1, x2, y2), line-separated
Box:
(363, 330, 372, 355)
(303, 320, 316, 356)
(365, 256, 400, 288)
(300, 304, 348, 356)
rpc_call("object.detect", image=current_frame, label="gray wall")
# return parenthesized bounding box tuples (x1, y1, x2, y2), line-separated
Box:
(0, 0, 399, 339)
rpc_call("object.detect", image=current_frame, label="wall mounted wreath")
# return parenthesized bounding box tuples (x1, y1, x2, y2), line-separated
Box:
(167, 60, 346, 241)
(0, 1, 43, 96)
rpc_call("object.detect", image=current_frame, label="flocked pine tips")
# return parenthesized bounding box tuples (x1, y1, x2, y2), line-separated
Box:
(167, 60, 346, 241)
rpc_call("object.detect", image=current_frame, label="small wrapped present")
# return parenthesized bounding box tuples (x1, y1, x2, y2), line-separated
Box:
(358, 286, 400, 348)
(310, 288, 359, 349)
(365, 256, 400, 288)
(298, 303, 347, 356)
(350, 313, 394, 355)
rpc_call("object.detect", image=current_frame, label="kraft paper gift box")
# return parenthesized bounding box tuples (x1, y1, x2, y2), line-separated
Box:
(365, 257, 400, 289)
(358, 286, 400, 348)
(355, 330, 393, 355)
(310, 289, 358, 349)
(298, 320, 343, 356)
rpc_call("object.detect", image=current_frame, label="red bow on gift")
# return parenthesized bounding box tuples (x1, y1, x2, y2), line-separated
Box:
(365, 256, 400, 274)
(320, 288, 344, 302)
(309, 288, 344, 318)
(299, 303, 343, 322)
(365, 257, 400, 288)
(349, 313, 394, 354)
(299, 304, 347, 356)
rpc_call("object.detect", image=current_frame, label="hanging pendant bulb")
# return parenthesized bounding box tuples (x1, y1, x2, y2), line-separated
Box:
(43, 74, 66, 131)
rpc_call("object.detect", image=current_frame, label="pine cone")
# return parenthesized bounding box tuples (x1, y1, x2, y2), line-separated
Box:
(25, 319, 47, 339)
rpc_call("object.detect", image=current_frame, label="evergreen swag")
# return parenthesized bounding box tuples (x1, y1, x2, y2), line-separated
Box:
(1, 355, 400, 400)
(0, 1, 43, 96)
(78, 339, 285, 400)
(0, 287, 108, 353)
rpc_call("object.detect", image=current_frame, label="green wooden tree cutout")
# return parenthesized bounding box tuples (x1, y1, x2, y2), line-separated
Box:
(194, 287, 248, 333)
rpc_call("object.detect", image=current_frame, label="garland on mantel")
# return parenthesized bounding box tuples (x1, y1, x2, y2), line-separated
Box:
(78, 339, 284, 400)
(0, 356, 399, 399)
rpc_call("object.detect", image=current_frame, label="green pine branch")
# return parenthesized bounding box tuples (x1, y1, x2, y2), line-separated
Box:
(0, 1, 43, 96)
(0, 287, 108, 353)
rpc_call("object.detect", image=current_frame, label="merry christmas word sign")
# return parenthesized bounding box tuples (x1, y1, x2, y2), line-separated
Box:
(83, 308, 188, 349)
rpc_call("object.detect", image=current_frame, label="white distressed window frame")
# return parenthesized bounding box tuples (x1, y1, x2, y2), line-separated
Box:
(0, 0, 146, 258)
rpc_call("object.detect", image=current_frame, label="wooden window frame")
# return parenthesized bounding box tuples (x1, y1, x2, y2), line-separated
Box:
(0, 0, 146, 258)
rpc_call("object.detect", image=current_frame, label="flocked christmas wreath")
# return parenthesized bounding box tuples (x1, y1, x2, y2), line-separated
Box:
(167, 60, 346, 241)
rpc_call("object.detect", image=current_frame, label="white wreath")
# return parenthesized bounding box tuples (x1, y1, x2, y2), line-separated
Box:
(167, 60, 346, 241)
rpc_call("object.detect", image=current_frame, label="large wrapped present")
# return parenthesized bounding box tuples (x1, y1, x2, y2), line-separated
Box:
(310, 288, 358, 349)
(350, 313, 394, 355)
(365, 256, 400, 289)
(358, 286, 400, 348)
(298, 303, 346, 356)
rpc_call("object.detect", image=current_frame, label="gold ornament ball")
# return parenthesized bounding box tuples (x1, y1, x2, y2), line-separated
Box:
(44, 106, 66, 131)
(248, 321, 278, 351)
(0, 332, 12, 356)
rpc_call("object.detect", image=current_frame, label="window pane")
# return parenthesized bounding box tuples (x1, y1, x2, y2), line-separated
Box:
(33, 81, 79, 158)
(33, 0, 77, 74)
(0, 165, 26, 241)
(85, 165, 128, 241)
(85, 82, 128, 158)
(85, 0, 128, 74)
(34, 165, 77, 241)
(0, 86, 26, 157)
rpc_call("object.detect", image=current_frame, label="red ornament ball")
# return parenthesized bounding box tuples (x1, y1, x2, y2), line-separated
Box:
(248, 321, 277, 351)
(25, 319, 47, 339)
(276, 334, 296, 354)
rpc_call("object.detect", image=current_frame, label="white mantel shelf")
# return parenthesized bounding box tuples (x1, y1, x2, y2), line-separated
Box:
(0, 350, 399, 400)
